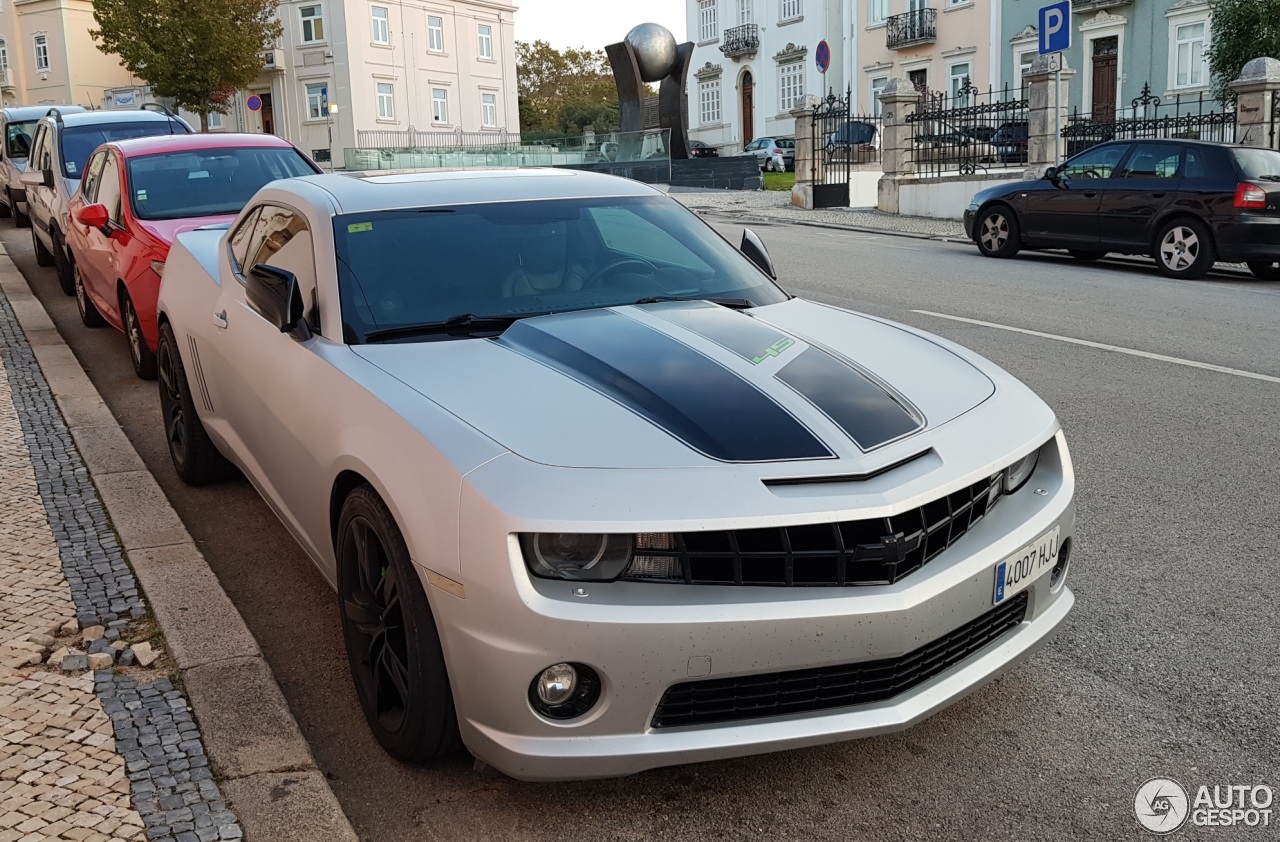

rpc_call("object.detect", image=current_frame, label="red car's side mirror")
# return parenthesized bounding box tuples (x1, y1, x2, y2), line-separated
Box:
(75, 203, 110, 230)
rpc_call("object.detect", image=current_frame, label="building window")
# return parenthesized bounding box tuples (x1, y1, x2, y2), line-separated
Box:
(478, 24, 493, 59)
(33, 34, 48, 71)
(869, 0, 889, 25)
(871, 75, 888, 116)
(1015, 48, 1037, 91)
(371, 6, 389, 45)
(780, 0, 801, 21)
(778, 62, 804, 111)
(699, 79, 721, 124)
(428, 15, 444, 52)
(306, 83, 327, 119)
(1174, 21, 1207, 88)
(0, 39, 8, 73)
(698, 0, 717, 42)
(949, 61, 971, 104)
(481, 92, 498, 127)
(738, 0, 752, 24)
(299, 5, 325, 43)
(947, 0, 969, 7)
(207, 111, 223, 130)
(432, 88, 449, 123)
(377, 83, 394, 119)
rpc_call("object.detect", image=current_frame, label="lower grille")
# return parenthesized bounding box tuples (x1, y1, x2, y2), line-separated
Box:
(651, 592, 1029, 728)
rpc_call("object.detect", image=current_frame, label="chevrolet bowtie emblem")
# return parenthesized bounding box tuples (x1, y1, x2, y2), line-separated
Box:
(852, 531, 922, 564)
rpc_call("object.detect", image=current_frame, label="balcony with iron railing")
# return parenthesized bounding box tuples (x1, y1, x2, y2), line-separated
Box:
(886, 9, 937, 50)
(720, 24, 760, 59)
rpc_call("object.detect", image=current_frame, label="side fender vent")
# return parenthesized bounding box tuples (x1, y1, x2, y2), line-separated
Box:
(186, 335, 214, 412)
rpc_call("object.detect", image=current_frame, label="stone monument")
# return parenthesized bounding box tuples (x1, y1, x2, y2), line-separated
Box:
(605, 23, 694, 160)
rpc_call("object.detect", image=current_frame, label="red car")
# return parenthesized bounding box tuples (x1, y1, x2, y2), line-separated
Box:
(66, 133, 322, 378)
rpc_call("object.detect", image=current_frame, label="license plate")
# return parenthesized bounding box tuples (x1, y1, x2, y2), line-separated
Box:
(993, 527, 1060, 605)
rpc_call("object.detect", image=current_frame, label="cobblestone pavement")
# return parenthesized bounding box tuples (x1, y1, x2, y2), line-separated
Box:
(668, 189, 967, 238)
(0, 271, 242, 840)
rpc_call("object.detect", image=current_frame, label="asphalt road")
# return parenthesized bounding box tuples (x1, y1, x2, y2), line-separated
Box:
(6, 217, 1277, 842)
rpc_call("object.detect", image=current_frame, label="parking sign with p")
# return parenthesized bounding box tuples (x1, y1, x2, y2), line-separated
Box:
(1039, 0, 1072, 55)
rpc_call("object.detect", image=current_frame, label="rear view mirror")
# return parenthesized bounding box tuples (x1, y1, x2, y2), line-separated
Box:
(19, 168, 49, 189)
(246, 263, 308, 337)
(740, 228, 776, 280)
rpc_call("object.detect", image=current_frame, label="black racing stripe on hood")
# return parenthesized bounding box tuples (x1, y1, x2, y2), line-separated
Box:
(650, 301, 796, 364)
(496, 310, 833, 463)
(775, 348, 924, 450)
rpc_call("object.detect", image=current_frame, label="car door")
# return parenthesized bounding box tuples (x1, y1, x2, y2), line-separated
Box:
(1098, 142, 1183, 252)
(25, 123, 53, 237)
(73, 150, 119, 320)
(1020, 142, 1132, 245)
(205, 202, 334, 562)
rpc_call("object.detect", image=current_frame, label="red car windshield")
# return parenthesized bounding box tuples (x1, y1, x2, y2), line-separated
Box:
(126, 147, 318, 220)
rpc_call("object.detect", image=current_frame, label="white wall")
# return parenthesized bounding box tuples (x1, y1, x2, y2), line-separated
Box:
(896, 173, 1024, 219)
(850, 170, 881, 207)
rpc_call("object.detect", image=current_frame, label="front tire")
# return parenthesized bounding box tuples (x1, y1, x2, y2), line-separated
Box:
(51, 229, 74, 295)
(1247, 260, 1280, 281)
(1069, 250, 1107, 262)
(337, 485, 461, 763)
(124, 293, 157, 380)
(1155, 218, 1214, 279)
(975, 205, 1021, 258)
(74, 264, 106, 328)
(32, 224, 53, 267)
(157, 322, 233, 485)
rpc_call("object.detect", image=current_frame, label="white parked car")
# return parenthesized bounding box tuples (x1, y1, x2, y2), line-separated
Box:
(0, 105, 85, 227)
(156, 168, 1076, 781)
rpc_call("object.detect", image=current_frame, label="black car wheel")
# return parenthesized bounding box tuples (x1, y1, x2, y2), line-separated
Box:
(976, 206, 1021, 258)
(124, 294, 157, 380)
(337, 485, 461, 763)
(1247, 260, 1280, 281)
(32, 224, 54, 267)
(1155, 218, 1214, 279)
(157, 322, 233, 485)
(74, 264, 106, 328)
(51, 229, 75, 295)
(1069, 250, 1107, 262)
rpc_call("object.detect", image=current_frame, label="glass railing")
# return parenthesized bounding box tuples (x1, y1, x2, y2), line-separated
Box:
(342, 128, 672, 172)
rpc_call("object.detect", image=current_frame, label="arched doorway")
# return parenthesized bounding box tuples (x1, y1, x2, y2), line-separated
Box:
(741, 71, 754, 145)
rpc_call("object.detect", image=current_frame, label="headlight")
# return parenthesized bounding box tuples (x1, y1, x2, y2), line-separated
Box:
(1003, 449, 1040, 493)
(521, 533, 632, 581)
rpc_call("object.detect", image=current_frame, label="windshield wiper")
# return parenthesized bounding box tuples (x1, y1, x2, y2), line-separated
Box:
(632, 296, 755, 309)
(364, 312, 537, 342)
(1255, 174, 1280, 182)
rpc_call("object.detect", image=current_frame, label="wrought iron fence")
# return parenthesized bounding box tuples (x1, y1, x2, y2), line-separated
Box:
(905, 80, 1029, 177)
(885, 8, 937, 49)
(355, 127, 521, 149)
(810, 89, 883, 208)
(1061, 83, 1235, 158)
(720, 24, 760, 59)
(344, 128, 671, 172)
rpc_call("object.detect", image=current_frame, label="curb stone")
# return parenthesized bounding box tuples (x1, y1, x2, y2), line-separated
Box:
(0, 246, 359, 842)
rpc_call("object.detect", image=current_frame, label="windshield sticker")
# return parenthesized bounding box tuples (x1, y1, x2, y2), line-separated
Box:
(136, 190, 148, 201)
(66, 161, 77, 174)
(347, 222, 374, 234)
(189, 170, 209, 179)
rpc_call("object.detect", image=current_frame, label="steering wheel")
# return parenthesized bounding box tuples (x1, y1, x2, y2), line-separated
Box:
(587, 257, 658, 287)
(1080, 169, 1104, 179)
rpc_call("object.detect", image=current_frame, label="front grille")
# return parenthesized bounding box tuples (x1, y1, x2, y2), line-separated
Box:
(624, 472, 1003, 587)
(651, 592, 1028, 728)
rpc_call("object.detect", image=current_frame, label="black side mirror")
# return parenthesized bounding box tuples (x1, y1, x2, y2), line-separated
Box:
(246, 263, 307, 336)
(42, 168, 55, 189)
(740, 228, 776, 280)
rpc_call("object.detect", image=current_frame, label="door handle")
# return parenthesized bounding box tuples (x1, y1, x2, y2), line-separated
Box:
(212, 310, 228, 329)
(1083, 191, 1098, 198)
(1152, 193, 1166, 198)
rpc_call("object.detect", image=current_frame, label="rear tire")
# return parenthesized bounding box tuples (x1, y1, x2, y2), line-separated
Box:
(32, 224, 53, 267)
(1247, 260, 1280, 281)
(52, 229, 74, 295)
(157, 322, 233, 485)
(975, 205, 1021, 259)
(1069, 250, 1107, 262)
(74, 264, 106, 328)
(124, 293, 157, 380)
(1154, 218, 1214, 279)
(337, 485, 462, 763)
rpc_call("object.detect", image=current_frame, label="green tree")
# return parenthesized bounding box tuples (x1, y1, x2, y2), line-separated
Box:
(516, 40, 624, 134)
(1206, 0, 1280, 104)
(92, 0, 282, 130)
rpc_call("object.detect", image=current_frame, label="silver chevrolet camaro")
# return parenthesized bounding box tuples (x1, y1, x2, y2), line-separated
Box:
(155, 168, 1075, 782)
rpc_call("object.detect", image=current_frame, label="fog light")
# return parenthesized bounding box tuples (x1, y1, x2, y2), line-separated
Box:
(1050, 537, 1072, 590)
(529, 662, 602, 720)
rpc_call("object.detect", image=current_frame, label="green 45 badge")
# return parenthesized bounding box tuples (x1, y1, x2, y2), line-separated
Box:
(752, 337, 795, 365)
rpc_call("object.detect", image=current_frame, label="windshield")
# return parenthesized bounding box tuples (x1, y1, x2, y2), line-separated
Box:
(60, 122, 184, 179)
(333, 196, 788, 343)
(1231, 147, 1280, 180)
(127, 147, 316, 220)
(6, 120, 37, 159)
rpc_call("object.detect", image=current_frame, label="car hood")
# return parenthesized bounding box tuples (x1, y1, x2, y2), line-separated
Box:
(137, 214, 238, 246)
(352, 299, 997, 470)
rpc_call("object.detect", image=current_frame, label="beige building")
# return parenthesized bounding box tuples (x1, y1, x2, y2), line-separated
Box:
(0, 0, 136, 108)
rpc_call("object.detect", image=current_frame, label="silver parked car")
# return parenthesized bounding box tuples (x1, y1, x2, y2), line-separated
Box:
(0, 105, 85, 227)
(741, 136, 795, 171)
(156, 168, 1076, 781)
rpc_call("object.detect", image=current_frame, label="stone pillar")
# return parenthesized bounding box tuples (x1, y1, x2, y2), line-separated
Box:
(1024, 54, 1075, 177)
(1230, 57, 1280, 149)
(876, 78, 921, 214)
(789, 95, 821, 209)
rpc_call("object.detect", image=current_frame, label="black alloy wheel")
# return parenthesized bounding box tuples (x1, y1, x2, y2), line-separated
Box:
(976, 206, 1021, 258)
(156, 323, 232, 485)
(74, 264, 106, 328)
(1247, 260, 1280, 281)
(337, 485, 461, 763)
(124, 294, 157, 380)
(52, 229, 75, 295)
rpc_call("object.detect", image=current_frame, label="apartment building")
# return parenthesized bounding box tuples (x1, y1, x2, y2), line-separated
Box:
(0, 0, 136, 108)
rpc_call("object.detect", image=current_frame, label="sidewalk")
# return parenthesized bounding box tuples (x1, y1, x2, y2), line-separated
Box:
(667, 189, 967, 239)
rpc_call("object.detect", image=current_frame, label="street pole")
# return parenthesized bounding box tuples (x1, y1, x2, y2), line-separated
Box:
(1054, 62, 1061, 165)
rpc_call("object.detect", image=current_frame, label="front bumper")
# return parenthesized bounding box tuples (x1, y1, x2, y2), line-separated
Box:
(963, 207, 978, 240)
(432, 431, 1076, 782)
(1212, 214, 1280, 263)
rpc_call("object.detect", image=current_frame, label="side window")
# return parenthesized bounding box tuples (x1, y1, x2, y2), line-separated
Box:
(96, 155, 123, 223)
(1059, 143, 1130, 180)
(1184, 148, 1207, 180)
(245, 205, 320, 331)
(228, 207, 263, 273)
(30, 124, 48, 172)
(82, 151, 108, 200)
(1120, 143, 1181, 179)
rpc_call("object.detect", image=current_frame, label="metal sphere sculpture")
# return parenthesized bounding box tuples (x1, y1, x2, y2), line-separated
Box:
(606, 23, 695, 160)
(625, 23, 678, 83)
